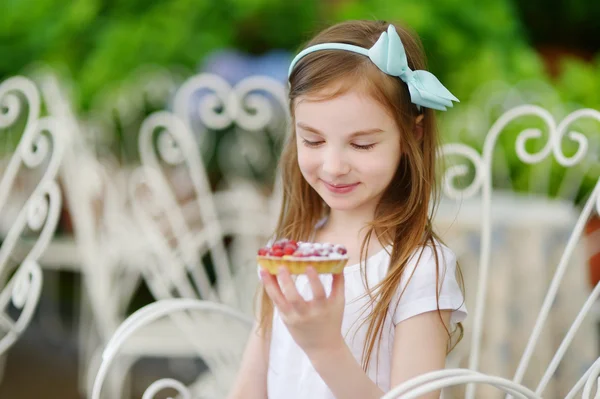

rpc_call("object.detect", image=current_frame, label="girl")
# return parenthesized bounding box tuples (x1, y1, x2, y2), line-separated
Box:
(228, 20, 467, 399)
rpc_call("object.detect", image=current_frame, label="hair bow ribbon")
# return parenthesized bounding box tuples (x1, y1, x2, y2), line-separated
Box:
(368, 25, 459, 111)
(288, 24, 459, 111)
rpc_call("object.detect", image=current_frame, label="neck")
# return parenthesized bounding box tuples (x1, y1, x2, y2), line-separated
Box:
(322, 203, 377, 244)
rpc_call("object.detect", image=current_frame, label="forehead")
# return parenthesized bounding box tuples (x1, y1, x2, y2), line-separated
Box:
(294, 89, 396, 133)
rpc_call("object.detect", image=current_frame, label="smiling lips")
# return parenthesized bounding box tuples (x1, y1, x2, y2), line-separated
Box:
(322, 180, 359, 194)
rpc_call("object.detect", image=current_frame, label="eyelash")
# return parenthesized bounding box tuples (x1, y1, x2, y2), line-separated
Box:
(302, 139, 376, 151)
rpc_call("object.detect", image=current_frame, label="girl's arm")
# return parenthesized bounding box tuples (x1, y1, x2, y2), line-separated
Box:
(307, 340, 385, 399)
(260, 267, 450, 399)
(226, 322, 270, 399)
(390, 309, 452, 398)
(262, 267, 386, 399)
(308, 310, 451, 399)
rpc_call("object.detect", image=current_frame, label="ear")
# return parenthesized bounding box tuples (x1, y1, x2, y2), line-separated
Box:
(414, 114, 424, 142)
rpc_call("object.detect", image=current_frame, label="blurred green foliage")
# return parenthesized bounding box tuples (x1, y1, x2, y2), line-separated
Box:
(0, 0, 321, 109)
(3, 0, 599, 116)
(513, 0, 600, 53)
(1, 0, 598, 203)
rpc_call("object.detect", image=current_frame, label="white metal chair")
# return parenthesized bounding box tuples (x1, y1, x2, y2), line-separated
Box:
(33, 72, 155, 398)
(0, 76, 64, 377)
(383, 105, 600, 398)
(128, 73, 287, 311)
(84, 73, 286, 398)
(90, 298, 253, 399)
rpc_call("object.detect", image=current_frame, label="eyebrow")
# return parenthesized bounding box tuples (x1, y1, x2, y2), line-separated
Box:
(296, 122, 384, 138)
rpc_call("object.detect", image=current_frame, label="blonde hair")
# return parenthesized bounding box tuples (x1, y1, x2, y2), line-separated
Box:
(257, 19, 464, 371)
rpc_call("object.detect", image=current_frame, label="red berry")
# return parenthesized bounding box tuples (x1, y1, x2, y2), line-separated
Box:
(258, 248, 269, 256)
(271, 249, 284, 257)
(283, 245, 295, 255)
(336, 247, 347, 255)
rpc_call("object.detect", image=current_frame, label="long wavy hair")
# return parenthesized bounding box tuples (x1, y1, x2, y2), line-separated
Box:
(257, 19, 464, 371)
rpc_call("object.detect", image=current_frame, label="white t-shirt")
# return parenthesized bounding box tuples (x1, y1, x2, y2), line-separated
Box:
(262, 241, 467, 399)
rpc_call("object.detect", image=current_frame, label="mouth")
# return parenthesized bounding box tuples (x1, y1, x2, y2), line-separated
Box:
(321, 180, 360, 193)
(325, 182, 358, 188)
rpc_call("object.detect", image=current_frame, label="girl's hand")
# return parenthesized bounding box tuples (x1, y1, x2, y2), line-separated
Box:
(260, 266, 346, 356)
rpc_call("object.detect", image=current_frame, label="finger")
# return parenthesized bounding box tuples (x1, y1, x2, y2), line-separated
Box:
(306, 266, 326, 301)
(331, 270, 345, 300)
(260, 269, 292, 313)
(277, 267, 308, 314)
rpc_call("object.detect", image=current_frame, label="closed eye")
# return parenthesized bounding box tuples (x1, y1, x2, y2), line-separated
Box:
(302, 139, 324, 148)
(351, 143, 376, 150)
(302, 139, 376, 150)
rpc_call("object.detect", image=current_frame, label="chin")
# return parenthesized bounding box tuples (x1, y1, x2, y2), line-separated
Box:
(321, 195, 364, 211)
(325, 202, 358, 211)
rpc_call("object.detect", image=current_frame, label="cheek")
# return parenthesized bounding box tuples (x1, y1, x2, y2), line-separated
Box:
(296, 146, 320, 176)
(362, 148, 401, 180)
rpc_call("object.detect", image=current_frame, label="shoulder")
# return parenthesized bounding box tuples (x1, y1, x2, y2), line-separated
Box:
(360, 240, 456, 282)
(394, 240, 458, 293)
(355, 241, 457, 296)
(405, 240, 456, 276)
(389, 240, 467, 326)
(375, 240, 456, 276)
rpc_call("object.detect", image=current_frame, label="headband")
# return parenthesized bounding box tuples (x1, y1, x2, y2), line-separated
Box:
(288, 24, 459, 111)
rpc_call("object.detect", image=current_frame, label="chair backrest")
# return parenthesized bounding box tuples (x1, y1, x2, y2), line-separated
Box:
(0, 76, 64, 355)
(37, 72, 146, 338)
(128, 73, 287, 313)
(91, 298, 253, 399)
(383, 105, 600, 398)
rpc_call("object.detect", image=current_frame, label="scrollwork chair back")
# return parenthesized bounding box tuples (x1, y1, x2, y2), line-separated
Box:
(383, 105, 600, 398)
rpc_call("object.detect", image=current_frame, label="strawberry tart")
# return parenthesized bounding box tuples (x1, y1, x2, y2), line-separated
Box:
(257, 239, 349, 274)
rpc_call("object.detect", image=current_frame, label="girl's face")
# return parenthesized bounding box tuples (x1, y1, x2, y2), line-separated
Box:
(294, 89, 402, 214)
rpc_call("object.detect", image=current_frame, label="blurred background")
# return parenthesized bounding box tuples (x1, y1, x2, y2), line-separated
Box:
(0, 0, 599, 398)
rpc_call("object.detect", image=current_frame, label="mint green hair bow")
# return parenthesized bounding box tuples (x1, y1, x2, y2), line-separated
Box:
(288, 24, 459, 111)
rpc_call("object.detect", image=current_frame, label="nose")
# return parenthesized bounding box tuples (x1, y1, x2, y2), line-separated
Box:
(321, 146, 350, 177)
